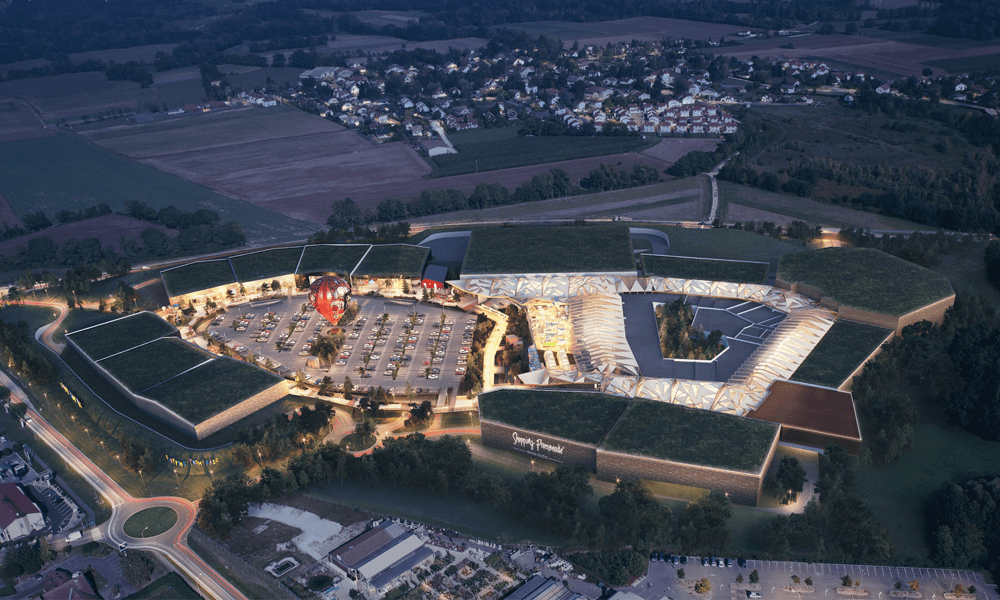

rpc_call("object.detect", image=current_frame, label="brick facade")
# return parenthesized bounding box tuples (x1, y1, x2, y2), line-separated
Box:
(480, 419, 598, 470)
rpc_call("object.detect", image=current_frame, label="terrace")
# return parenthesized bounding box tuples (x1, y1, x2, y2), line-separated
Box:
(160, 259, 238, 298)
(66, 311, 177, 361)
(603, 399, 779, 473)
(479, 389, 630, 445)
(460, 225, 635, 276)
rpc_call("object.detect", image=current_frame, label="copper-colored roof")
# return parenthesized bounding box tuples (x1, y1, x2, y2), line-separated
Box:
(749, 380, 861, 442)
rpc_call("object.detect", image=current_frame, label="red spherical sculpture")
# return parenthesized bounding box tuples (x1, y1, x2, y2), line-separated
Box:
(308, 276, 351, 325)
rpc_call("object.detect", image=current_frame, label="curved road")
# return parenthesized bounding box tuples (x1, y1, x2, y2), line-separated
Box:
(10, 300, 244, 600)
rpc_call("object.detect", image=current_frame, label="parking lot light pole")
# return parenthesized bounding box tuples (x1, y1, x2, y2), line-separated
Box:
(173, 468, 180, 489)
(138, 468, 146, 492)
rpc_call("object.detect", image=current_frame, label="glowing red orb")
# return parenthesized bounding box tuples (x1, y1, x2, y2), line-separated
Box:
(308, 276, 351, 325)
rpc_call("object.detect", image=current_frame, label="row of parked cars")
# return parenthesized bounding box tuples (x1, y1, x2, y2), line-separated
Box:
(651, 554, 748, 569)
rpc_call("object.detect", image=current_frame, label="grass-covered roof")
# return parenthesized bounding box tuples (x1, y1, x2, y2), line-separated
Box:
(98, 337, 213, 394)
(791, 319, 893, 388)
(297, 244, 371, 275)
(461, 225, 635, 275)
(229, 246, 304, 283)
(777, 247, 953, 316)
(641, 254, 769, 285)
(66, 311, 177, 361)
(353, 244, 429, 279)
(160, 259, 237, 297)
(479, 389, 630, 445)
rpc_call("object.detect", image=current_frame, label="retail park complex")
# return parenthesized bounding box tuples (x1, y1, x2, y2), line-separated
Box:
(63, 225, 955, 504)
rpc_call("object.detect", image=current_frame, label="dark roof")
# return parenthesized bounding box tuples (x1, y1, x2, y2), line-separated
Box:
(369, 546, 435, 590)
(0, 483, 40, 529)
(329, 521, 406, 570)
(422, 264, 449, 283)
(749, 380, 861, 442)
(507, 576, 582, 600)
(40, 571, 102, 600)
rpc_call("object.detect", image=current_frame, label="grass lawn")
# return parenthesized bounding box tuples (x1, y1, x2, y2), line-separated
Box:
(777, 247, 955, 316)
(462, 225, 634, 275)
(603, 400, 779, 473)
(479, 389, 630, 445)
(856, 415, 1000, 559)
(0, 305, 60, 331)
(152, 79, 207, 110)
(0, 135, 313, 246)
(123, 506, 178, 538)
(426, 131, 651, 177)
(160, 259, 237, 298)
(641, 254, 769, 284)
(142, 357, 283, 424)
(229, 247, 305, 283)
(126, 572, 201, 600)
(226, 67, 306, 89)
(98, 338, 213, 394)
(297, 244, 372, 275)
(638, 224, 808, 270)
(791, 320, 892, 388)
(923, 54, 1000, 73)
(66, 311, 176, 361)
(353, 244, 430, 279)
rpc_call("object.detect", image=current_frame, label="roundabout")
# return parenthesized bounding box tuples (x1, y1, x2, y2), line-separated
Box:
(123, 506, 179, 539)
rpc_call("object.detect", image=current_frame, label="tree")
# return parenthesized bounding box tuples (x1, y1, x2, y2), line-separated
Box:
(816, 444, 858, 503)
(750, 570, 759, 584)
(910, 581, 920, 591)
(695, 578, 711, 594)
(986, 240, 1000, 288)
(844, 22, 859, 34)
(678, 569, 686, 579)
(120, 550, 156, 587)
(765, 456, 807, 504)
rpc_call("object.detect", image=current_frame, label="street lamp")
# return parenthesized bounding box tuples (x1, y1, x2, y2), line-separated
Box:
(142, 525, 149, 538)
(84, 427, 91, 443)
(173, 468, 180, 489)
(114, 454, 122, 469)
(138, 469, 146, 492)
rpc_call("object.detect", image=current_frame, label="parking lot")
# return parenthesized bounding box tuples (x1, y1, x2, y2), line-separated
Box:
(209, 295, 475, 400)
(630, 556, 995, 600)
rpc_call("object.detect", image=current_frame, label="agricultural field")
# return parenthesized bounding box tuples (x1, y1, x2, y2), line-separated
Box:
(461, 225, 635, 275)
(408, 177, 708, 225)
(0, 214, 177, 258)
(353, 244, 430, 278)
(0, 134, 317, 245)
(427, 129, 653, 177)
(479, 389, 630, 445)
(603, 400, 779, 473)
(718, 182, 936, 230)
(68, 43, 178, 65)
(791, 320, 892, 388)
(748, 103, 975, 174)
(141, 357, 283, 423)
(713, 30, 1000, 76)
(151, 79, 208, 110)
(777, 247, 955, 316)
(225, 67, 311, 91)
(351, 10, 429, 27)
(640, 254, 769, 284)
(641, 137, 720, 163)
(0, 97, 43, 140)
(66, 311, 177, 361)
(923, 53, 1000, 73)
(160, 259, 238, 298)
(0, 72, 156, 121)
(510, 17, 739, 47)
(229, 247, 304, 282)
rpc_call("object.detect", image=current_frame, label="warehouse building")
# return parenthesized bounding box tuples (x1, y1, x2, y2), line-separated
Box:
(328, 521, 436, 597)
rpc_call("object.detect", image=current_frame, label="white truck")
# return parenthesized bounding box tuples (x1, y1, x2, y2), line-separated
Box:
(65, 531, 82, 543)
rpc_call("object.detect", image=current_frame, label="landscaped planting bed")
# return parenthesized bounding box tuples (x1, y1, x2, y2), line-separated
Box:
(791, 320, 893, 388)
(98, 337, 213, 393)
(479, 389, 629, 445)
(353, 244, 430, 279)
(142, 357, 282, 423)
(160, 259, 237, 297)
(777, 247, 954, 316)
(229, 247, 304, 283)
(296, 244, 371, 275)
(603, 400, 778, 473)
(66, 311, 177, 361)
(461, 225, 635, 275)
(641, 254, 769, 284)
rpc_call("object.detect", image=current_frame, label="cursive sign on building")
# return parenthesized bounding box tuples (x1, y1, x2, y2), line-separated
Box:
(512, 431, 565, 456)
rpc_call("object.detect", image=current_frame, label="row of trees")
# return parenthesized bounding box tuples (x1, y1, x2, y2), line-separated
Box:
(926, 476, 1000, 583)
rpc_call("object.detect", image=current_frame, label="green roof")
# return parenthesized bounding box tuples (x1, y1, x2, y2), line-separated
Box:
(141, 357, 282, 423)
(230, 247, 304, 282)
(479, 389, 630, 445)
(461, 225, 636, 275)
(97, 337, 213, 394)
(353, 244, 429, 279)
(777, 247, 954, 316)
(791, 319, 893, 388)
(297, 244, 371, 275)
(603, 400, 779, 473)
(66, 312, 177, 361)
(160, 259, 237, 297)
(641, 254, 769, 285)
